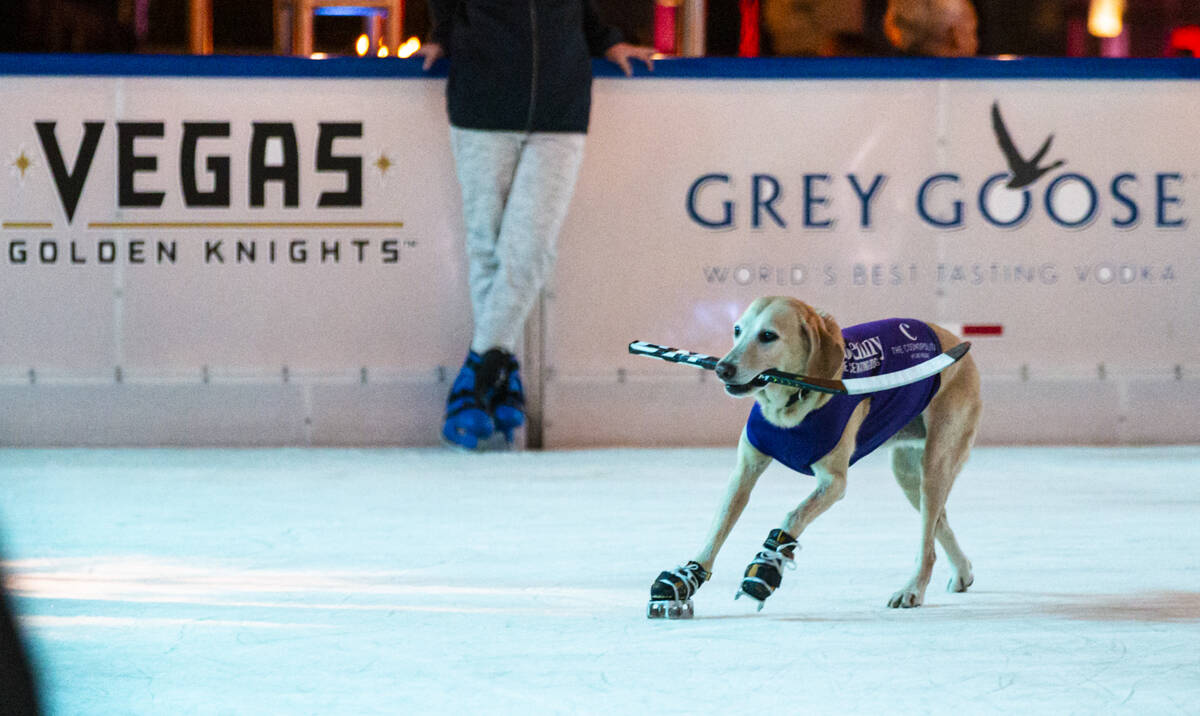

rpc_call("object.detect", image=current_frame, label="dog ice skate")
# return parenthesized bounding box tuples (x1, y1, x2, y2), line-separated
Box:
(647, 561, 709, 619)
(734, 529, 798, 611)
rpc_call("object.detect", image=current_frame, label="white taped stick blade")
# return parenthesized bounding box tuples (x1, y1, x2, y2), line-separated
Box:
(647, 600, 694, 619)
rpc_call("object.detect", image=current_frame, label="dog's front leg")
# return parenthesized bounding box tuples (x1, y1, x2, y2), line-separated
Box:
(734, 467, 847, 610)
(780, 401, 863, 539)
(736, 403, 864, 610)
(648, 430, 771, 619)
(691, 431, 773, 570)
(781, 467, 847, 537)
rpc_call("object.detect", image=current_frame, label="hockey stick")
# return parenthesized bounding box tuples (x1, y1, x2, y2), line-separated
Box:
(628, 340, 971, 396)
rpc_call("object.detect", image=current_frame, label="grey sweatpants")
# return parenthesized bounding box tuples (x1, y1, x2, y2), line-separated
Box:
(449, 126, 586, 355)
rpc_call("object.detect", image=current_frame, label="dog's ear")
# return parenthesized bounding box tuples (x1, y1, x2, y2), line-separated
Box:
(802, 308, 845, 379)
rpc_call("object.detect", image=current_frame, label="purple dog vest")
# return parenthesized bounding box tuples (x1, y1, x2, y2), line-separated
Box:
(745, 319, 942, 476)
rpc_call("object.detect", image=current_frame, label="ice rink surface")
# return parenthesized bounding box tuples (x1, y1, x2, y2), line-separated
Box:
(1, 445, 1199, 715)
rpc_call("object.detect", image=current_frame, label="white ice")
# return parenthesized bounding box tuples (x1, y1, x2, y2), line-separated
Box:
(2, 446, 1199, 715)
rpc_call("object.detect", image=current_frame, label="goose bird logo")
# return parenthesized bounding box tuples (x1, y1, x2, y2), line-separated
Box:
(990, 101, 1066, 190)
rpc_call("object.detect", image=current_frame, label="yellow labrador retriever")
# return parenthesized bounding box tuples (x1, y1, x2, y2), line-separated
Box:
(649, 297, 981, 617)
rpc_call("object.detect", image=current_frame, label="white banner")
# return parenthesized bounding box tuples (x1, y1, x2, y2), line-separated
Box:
(545, 74, 1200, 446)
(1, 74, 466, 381)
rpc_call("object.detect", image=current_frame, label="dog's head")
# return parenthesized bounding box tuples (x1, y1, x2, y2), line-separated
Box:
(715, 297, 844, 411)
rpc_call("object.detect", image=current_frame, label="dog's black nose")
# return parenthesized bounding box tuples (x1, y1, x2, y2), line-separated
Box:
(715, 361, 736, 381)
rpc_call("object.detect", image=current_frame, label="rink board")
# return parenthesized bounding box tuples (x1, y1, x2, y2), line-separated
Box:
(0, 56, 1197, 445)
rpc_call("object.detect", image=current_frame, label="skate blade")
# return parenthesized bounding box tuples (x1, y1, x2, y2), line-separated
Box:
(734, 590, 766, 611)
(647, 600, 694, 620)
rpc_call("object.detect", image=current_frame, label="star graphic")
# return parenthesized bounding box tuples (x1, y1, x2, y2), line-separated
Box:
(10, 150, 33, 180)
(374, 153, 393, 174)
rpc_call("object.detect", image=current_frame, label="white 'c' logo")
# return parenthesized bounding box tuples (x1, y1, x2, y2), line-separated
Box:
(899, 323, 917, 341)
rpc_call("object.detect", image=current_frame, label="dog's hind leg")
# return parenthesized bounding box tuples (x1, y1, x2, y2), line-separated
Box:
(888, 358, 981, 609)
(891, 445, 973, 593)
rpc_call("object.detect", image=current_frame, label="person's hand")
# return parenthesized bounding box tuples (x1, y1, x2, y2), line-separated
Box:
(416, 42, 444, 71)
(605, 42, 656, 77)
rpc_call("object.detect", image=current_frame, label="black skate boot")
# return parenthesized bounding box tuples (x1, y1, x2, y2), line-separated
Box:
(487, 351, 524, 443)
(647, 561, 710, 619)
(735, 529, 799, 611)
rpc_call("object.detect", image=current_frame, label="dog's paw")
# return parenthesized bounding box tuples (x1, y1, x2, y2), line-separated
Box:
(887, 587, 925, 609)
(947, 571, 974, 593)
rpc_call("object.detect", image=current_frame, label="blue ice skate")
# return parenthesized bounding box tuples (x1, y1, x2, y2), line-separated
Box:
(488, 351, 524, 443)
(442, 350, 495, 450)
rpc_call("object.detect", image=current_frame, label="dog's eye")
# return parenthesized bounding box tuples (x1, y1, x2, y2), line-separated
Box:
(733, 326, 742, 339)
(758, 330, 779, 343)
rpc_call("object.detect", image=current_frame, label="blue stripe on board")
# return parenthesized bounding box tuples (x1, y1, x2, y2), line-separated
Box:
(592, 56, 1200, 80)
(0, 53, 1197, 80)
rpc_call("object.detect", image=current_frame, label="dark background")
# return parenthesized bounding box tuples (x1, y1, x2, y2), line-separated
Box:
(0, 0, 1198, 57)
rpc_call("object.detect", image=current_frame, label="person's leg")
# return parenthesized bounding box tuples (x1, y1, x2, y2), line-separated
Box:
(448, 126, 524, 337)
(471, 131, 586, 354)
(443, 127, 524, 448)
(471, 132, 585, 441)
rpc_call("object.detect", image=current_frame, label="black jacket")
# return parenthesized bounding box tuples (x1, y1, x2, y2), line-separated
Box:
(428, 0, 623, 133)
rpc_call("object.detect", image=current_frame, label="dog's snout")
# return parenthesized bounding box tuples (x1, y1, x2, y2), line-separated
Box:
(715, 361, 737, 382)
